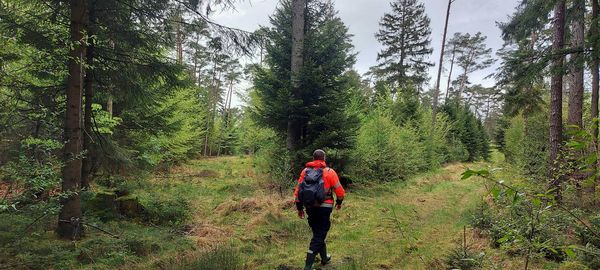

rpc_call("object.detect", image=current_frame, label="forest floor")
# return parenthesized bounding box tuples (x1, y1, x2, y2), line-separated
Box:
(0, 153, 557, 269)
(130, 153, 551, 269)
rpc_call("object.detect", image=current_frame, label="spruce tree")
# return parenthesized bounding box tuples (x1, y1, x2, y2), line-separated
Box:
(252, 0, 358, 172)
(375, 0, 433, 93)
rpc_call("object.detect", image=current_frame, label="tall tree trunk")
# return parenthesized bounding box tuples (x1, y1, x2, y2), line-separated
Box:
(568, 0, 585, 129)
(549, 0, 566, 199)
(432, 0, 453, 127)
(227, 80, 234, 111)
(175, 7, 183, 64)
(287, 0, 305, 152)
(591, 0, 599, 184)
(523, 31, 538, 120)
(457, 50, 475, 104)
(224, 79, 234, 113)
(58, 0, 86, 240)
(81, 0, 95, 190)
(192, 35, 199, 83)
(218, 79, 234, 157)
(106, 95, 113, 117)
(445, 44, 456, 102)
(485, 97, 491, 120)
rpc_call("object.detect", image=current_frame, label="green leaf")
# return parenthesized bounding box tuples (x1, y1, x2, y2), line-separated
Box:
(491, 186, 501, 200)
(564, 248, 576, 258)
(585, 154, 598, 165)
(461, 170, 475, 180)
(462, 169, 490, 180)
(477, 170, 490, 177)
(531, 197, 542, 207)
(566, 140, 585, 150)
(512, 191, 521, 205)
(544, 246, 558, 254)
(497, 234, 511, 243)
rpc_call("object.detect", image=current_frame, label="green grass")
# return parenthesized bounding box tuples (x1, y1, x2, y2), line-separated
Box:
(1, 154, 556, 269)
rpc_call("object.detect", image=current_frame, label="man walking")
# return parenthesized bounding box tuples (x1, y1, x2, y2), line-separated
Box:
(294, 149, 345, 270)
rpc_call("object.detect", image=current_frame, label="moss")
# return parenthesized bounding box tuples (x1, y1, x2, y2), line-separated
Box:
(125, 238, 160, 256)
(115, 195, 145, 218)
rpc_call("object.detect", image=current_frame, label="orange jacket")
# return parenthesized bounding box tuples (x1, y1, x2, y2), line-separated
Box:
(294, 160, 345, 207)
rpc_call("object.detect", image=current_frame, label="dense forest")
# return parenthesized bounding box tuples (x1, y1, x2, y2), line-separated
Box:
(1, 0, 600, 269)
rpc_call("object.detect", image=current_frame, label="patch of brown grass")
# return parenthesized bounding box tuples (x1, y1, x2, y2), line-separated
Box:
(184, 222, 233, 248)
(214, 195, 287, 217)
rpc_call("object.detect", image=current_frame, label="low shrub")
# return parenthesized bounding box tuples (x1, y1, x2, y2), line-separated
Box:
(142, 197, 191, 226)
(252, 137, 294, 194)
(503, 113, 548, 179)
(575, 214, 600, 269)
(468, 187, 572, 262)
(444, 244, 484, 270)
(350, 111, 426, 183)
(445, 137, 470, 163)
(467, 202, 494, 231)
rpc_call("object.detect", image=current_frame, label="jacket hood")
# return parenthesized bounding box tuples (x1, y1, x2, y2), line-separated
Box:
(306, 160, 327, 168)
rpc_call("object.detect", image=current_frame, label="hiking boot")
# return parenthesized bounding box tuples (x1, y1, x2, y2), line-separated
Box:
(320, 254, 331, 265)
(304, 252, 316, 270)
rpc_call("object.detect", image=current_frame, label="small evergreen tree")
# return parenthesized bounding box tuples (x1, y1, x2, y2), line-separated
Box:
(442, 102, 490, 161)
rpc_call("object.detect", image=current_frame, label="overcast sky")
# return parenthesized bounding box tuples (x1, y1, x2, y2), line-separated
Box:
(213, 0, 521, 103)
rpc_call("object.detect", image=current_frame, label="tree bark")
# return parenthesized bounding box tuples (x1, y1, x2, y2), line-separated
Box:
(287, 0, 305, 151)
(457, 49, 475, 104)
(106, 95, 113, 117)
(58, 0, 86, 240)
(568, 0, 585, 129)
(591, 0, 599, 150)
(227, 80, 234, 111)
(81, 0, 95, 190)
(445, 44, 456, 102)
(549, 0, 566, 197)
(432, 0, 453, 127)
(175, 6, 183, 64)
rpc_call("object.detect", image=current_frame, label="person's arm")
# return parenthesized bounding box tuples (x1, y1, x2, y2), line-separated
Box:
(329, 169, 345, 209)
(294, 169, 307, 217)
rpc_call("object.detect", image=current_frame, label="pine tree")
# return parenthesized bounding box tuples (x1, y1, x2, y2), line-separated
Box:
(450, 32, 495, 103)
(375, 0, 433, 93)
(444, 33, 460, 102)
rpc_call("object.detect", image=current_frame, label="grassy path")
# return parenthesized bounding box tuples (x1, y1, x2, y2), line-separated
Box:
(311, 163, 487, 269)
(145, 157, 496, 269)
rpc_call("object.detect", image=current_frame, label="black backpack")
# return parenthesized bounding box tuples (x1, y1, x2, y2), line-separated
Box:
(298, 168, 325, 207)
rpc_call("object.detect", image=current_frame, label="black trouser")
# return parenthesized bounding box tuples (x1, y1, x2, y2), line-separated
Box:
(306, 206, 333, 255)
